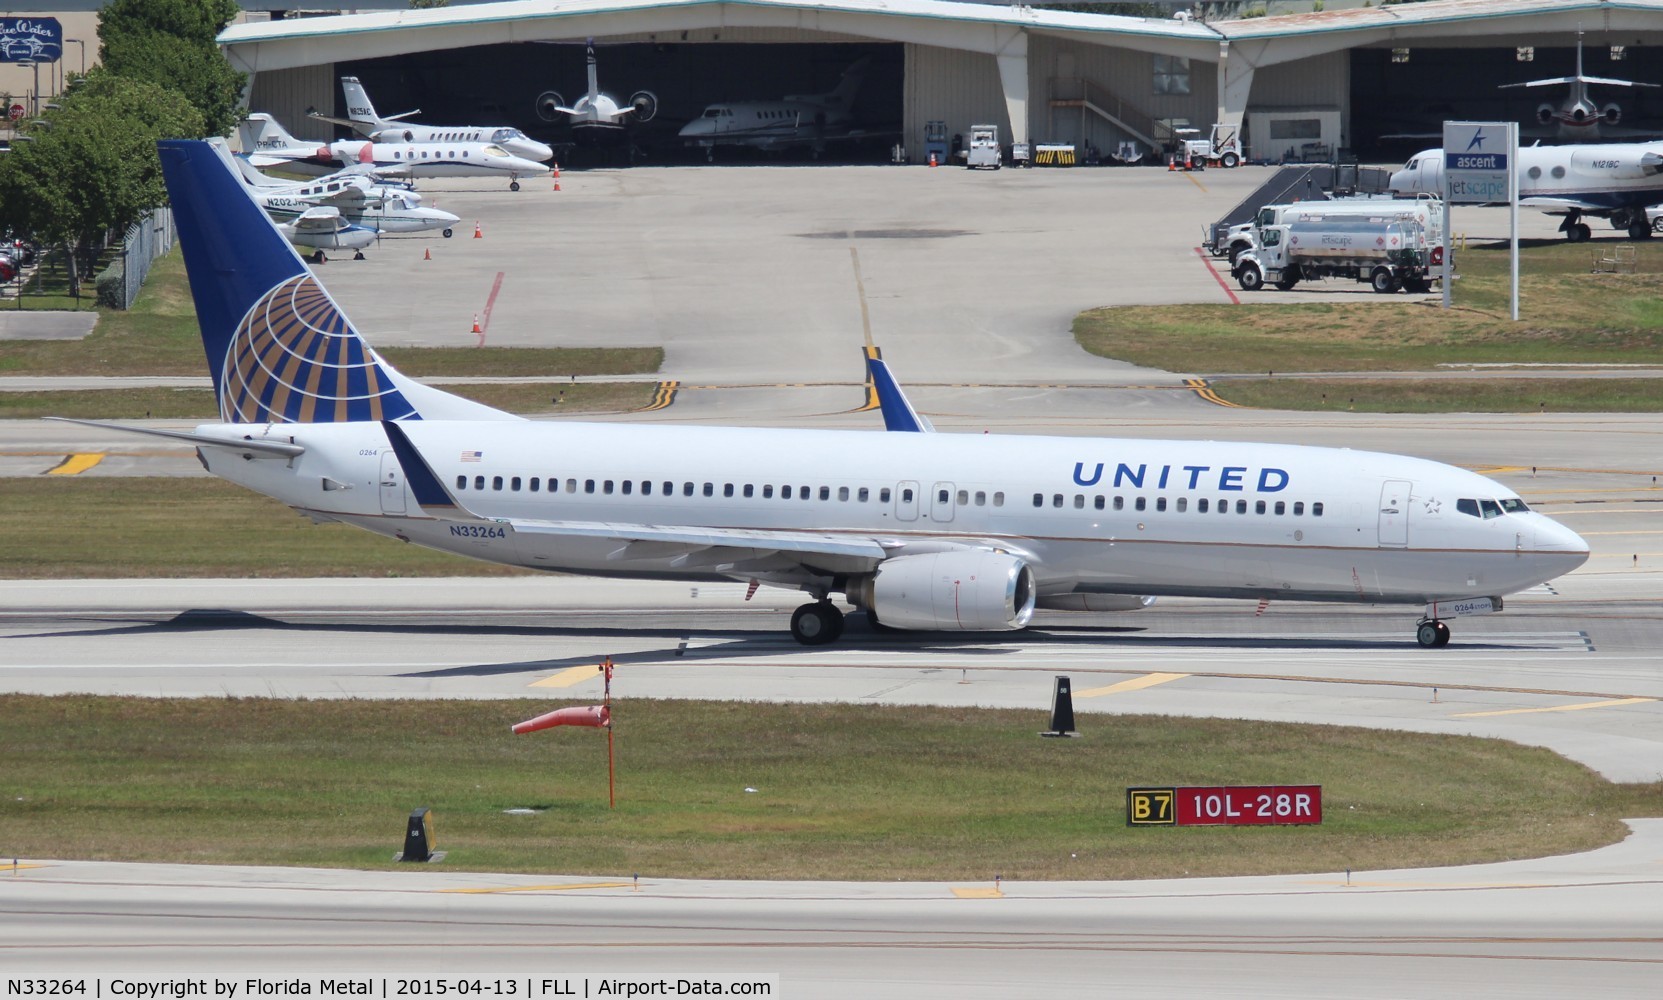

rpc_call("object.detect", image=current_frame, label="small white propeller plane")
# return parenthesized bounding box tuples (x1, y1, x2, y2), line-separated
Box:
(55, 140, 1589, 650)
(309, 76, 555, 164)
(238, 112, 551, 191)
(214, 138, 460, 242)
(535, 39, 657, 145)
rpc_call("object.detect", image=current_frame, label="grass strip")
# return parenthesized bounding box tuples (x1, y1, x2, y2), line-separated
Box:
(2, 695, 1656, 880)
(1077, 240, 1663, 375)
(0, 479, 527, 579)
(0, 382, 658, 420)
(1207, 377, 1663, 413)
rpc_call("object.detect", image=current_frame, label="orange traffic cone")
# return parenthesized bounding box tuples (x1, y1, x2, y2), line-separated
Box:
(1168, 156, 1175, 171)
(553, 162, 561, 179)
(553, 175, 561, 192)
(928, 151, 937, 167)
(473, 221, 482, 239)
(471, 314, 482, 335)
(423, 248, 431, 261)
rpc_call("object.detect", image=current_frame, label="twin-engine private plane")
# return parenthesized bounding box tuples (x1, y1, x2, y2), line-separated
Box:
(309, 75, 555, 165)
(535, 40, 657, 145)
(63, 140, 1588, 649)
(238, 113, 550, 191)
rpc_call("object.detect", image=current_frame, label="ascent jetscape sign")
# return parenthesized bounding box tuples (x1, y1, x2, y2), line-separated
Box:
(1127, 785, 1323, 826)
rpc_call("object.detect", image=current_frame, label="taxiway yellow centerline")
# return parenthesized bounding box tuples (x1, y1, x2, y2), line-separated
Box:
(530, 664, 604, 688)
(1075, 672, 1189, 698)
(47, 453, 105, 475)
(1451, 697, 1656, 719)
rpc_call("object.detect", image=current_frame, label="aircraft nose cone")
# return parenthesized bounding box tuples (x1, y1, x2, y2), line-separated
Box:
(1536, 516, 1590, 558)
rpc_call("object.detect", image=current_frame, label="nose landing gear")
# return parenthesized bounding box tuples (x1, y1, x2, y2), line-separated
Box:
(1416, 618, 1452, 648)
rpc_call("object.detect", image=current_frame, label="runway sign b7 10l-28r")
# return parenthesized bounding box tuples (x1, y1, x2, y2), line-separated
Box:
(1126, 786, 1322, 827)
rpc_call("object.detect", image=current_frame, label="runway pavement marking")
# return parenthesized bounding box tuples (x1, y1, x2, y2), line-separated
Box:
(0, 862, 50, 872)
(636, 381, 679, 412)
(1297, 879, 1549, 889)
(1075, 672, 1188, 698)
(46, 453, 104, 475)
(1450, 697, 1656, 719)
(1192, 247, 1240, 305)
(950, 887, 1004, 898)
(1185, 378, 1243, 408)
(441, 881, 634, 894)
(530, 664, 604, 688)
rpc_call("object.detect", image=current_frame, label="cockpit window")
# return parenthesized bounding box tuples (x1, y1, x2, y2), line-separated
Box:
(492, 128, 523, 143)
(1500, 498, 1530, 513)
(1406, 158, 1418, 170)
(1456, 498, 1480, 518)
(1479, 499, 1502, 519)
(704, 107, 723, 118)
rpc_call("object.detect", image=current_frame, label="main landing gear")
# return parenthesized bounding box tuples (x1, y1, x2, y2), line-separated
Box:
(1415, 618, 1451, 648)
(790, 601, 844, 646)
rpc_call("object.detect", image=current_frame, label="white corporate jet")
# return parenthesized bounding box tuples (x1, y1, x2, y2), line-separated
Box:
(1389, 136, 1663, 241)
(65, 139, 1589, 650)
(215, 140, 461, 241)
(1501, 33, 1661, 143)
(535, 40, 657, 145)
(238, 113, 550, 191)
(309, 76, 555, 165)
(679, 57, 873, 159)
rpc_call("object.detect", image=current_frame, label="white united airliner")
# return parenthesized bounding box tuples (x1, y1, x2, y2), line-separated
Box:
(62, 140, 1589, 649)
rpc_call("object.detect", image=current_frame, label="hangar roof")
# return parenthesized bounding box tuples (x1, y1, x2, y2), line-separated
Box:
(218, 0, 1222, 74)
(1219, 0, 1663, 41)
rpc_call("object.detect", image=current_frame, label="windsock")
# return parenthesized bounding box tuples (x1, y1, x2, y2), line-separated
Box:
(513, 705, 610, 734)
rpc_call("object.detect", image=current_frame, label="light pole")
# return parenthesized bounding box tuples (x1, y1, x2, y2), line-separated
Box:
(66, 38, 85, 78)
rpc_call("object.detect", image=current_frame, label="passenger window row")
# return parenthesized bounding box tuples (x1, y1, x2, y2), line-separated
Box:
(452, 476, 1008, 507)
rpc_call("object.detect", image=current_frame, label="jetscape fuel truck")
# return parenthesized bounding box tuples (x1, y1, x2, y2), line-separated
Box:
(1232, 217, 1436, 294)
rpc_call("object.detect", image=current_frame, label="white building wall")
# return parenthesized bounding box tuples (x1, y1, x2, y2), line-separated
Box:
(246, 65, 336, 143)
(1248, 49, 1349, 153)
(903, 43, 1007, 160)
(1027, 34, 1216, 157)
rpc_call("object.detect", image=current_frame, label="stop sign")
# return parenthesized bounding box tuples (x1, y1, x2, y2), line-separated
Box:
(7, 104, 22, 122)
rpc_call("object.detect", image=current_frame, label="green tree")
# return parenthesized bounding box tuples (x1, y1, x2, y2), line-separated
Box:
(98, 0, 245, 137)
(0, 71, 204, 296)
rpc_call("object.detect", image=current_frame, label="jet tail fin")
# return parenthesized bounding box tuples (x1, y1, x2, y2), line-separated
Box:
(825, 56, 871, 108)
(340, 76, 383, 127)
(865, 348, 933, 432)
(157, 139, 517, 425)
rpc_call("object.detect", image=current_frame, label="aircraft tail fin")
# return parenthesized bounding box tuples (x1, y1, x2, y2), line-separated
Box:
(825, 56, 871, 108)
(865, 347, 933, 433)
(157, 139, 516, 425)
(340, 76, 382, 127)
(237, 112, 310, 154)
(585, 39, 601, 103)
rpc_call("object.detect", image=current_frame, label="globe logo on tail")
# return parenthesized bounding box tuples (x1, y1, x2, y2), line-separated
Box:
(221, 274, 417, 423)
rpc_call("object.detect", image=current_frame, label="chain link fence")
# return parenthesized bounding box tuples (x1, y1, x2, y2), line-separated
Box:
(97, 206, 175, 309)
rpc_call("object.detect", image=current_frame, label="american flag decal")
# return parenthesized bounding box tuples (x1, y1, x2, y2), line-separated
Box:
(460, 450, 483, 463)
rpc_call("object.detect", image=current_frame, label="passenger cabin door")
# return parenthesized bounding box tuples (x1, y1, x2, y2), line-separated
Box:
(894, 481, 919, 522)
(379, 451, 407, 515)
(1378, 479, 1410, 547)
(931, 482, 956, 523)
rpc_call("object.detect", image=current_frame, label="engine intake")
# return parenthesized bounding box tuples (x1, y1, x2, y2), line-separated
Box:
(849, 550, 1035, 632)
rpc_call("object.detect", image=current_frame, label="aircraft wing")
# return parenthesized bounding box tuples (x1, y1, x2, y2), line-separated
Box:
(1520, 195, 1619, 213)
(291, 206, 345, 233)
(307, 111, 367, 131)
(509, 519, 891, 570)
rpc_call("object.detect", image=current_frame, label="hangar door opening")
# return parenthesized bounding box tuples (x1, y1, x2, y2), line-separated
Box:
(336, 42, 903, 165)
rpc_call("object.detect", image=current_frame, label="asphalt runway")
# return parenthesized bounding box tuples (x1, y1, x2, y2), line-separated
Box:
(4, 164, 1662, 993)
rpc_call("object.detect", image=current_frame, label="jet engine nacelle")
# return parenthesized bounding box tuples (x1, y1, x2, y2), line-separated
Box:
(850, 550, 1036, 631)
(535, 91, 566, 123)
(1034, 594, 1156, 613)
(1603, 102, 1623, 125)
(630, 90, 659, 123)
(1536, 103, 1557, 125)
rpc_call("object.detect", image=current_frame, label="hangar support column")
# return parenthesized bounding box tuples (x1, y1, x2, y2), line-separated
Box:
(995, 28, 1029, 145)
(1216, 39, 1256, 137)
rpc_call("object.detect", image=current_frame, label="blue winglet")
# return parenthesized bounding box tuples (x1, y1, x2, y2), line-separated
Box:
(866, 353, 933, 433)
(381, 420, 465, 514)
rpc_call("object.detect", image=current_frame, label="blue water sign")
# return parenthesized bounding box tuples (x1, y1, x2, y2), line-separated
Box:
(0, 18, 62, 64)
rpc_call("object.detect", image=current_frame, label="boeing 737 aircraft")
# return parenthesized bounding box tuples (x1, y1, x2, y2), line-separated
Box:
(67, 140, 1589, 650)
(310, 76, 555, 164)
(239, 113, 550, 191)
(1389, 138, 1663, 240)
(678, 57, 874, 159)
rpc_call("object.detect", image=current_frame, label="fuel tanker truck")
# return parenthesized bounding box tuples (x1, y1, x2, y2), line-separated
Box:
(1231, 217, 1436, 294)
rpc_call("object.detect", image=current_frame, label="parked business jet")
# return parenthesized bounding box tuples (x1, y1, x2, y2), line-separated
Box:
(534, 40, 657, 144)
(678, 57, 872, 159)
(1502, 33, 1660, 142)
(66, 139, 1588, 650)
(309, 76, 555, 164)
(217, 140, 460, 240)
(238, 113, 550, 191)
(1389, 137, 1663, 240)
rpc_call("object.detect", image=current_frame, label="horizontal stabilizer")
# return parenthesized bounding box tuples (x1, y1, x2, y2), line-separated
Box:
(44, 417, 305, 459)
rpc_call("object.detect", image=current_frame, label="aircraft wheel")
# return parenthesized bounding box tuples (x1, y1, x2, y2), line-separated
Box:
(1629, 222, 1654, 240)
(442, 229, 453, 239)
(1566, 223, 1592, 243)
(510, 181, 521, 192)
(353, 251, 365, 261)
(1416, 621, 1440, 648)
(1220, 151, 1240, 168)
(1236, 262, 1264, 292)
(1371, 267, 1399, 294)
(790, 602, 844, 646)
(1433, 621, 1451, 647)
(311, 251, 327, 264)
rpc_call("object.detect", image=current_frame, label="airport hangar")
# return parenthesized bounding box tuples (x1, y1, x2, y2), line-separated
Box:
(222, 0, 1663, 164)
